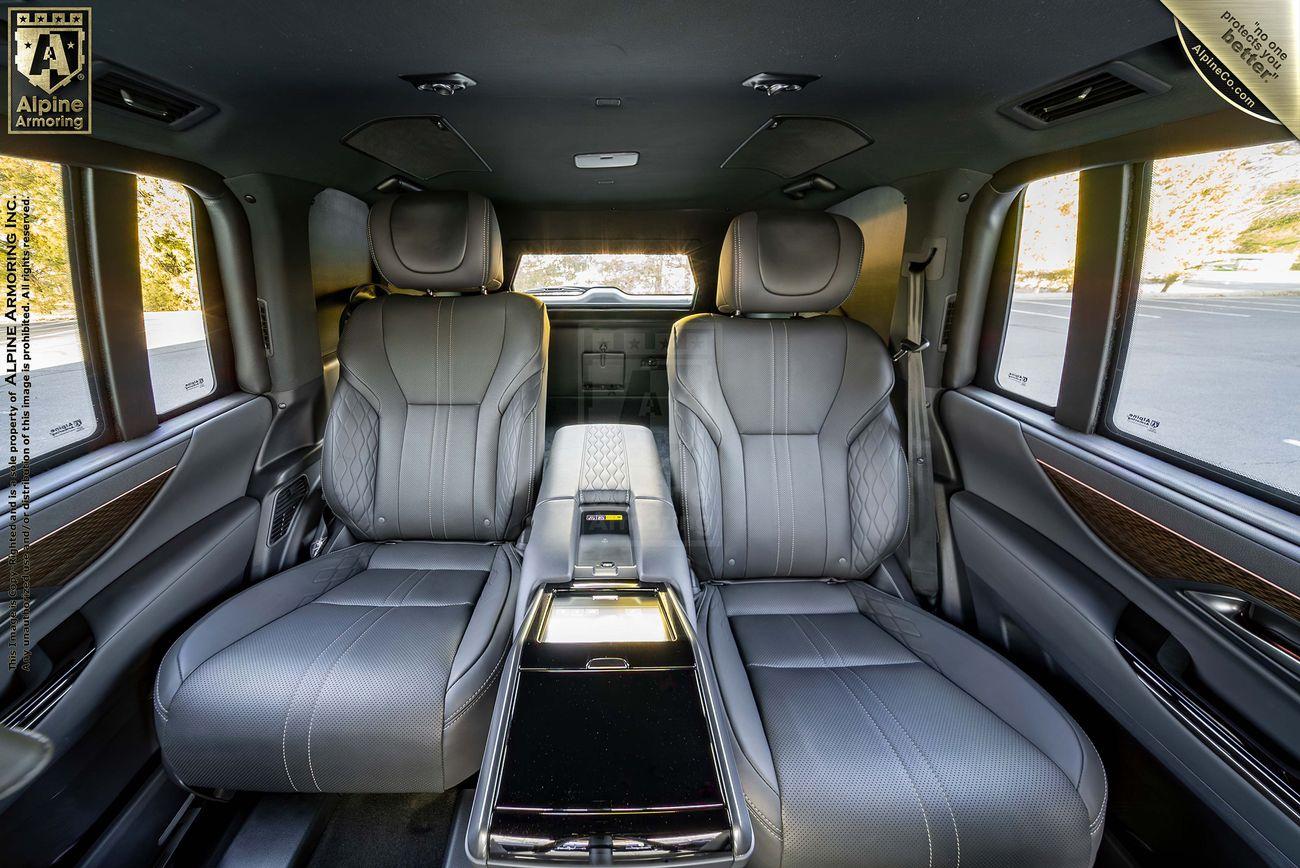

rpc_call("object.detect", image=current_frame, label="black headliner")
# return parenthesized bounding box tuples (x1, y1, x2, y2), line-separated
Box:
(83, 0, 1220, 209)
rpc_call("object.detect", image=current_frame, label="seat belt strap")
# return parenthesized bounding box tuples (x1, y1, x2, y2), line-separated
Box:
(899, 251, 939, 602)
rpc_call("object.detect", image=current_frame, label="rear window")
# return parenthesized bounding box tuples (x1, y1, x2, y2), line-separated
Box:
(513, 253, 695, 308)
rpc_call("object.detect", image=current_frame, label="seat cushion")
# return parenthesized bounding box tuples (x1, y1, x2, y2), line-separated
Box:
(702, 580, 1106, 868)
(155, 541, 518, 793)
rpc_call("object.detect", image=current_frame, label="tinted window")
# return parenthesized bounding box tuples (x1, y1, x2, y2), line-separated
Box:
(0, 155, 102, 461)
(996, 171, 1081, 407)
(137, 175, 214, 414)
(513, 253, 695, 308)
(1111, 142, 1300, 498)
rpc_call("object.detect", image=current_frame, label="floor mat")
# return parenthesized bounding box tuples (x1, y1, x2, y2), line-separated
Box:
(307, 791, 458, 867)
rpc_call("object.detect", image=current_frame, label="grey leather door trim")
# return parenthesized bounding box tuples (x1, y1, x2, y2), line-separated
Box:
(952, 387, 1300, 551)
(949, 493, 1298, 868)
(2, 396, 272, 647)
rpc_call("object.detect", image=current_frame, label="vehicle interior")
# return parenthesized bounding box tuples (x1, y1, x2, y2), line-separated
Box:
(3, 1, 1299, 866)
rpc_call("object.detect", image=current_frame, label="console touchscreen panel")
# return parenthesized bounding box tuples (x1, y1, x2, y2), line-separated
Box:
(539, 593, 672, 643)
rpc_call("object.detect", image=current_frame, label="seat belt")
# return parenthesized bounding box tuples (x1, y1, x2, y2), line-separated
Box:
(897, 250, 939, 603)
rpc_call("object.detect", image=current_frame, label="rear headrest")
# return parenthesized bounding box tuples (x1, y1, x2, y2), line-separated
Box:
(368, 191, 504, 292)
(717, 210, 863, 314)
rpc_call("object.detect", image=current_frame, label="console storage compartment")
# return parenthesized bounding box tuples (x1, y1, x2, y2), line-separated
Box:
(470, 585, 745, 864)
(467, 424, 751, 866)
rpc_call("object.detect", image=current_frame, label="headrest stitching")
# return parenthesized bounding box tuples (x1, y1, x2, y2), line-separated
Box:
(480, 198, 489, 291)
(733, 221, 742, 315)
(366, 207, 391, 287)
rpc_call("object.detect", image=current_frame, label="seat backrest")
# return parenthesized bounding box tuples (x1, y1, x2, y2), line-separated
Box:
(667, 210, 906, 580)
(323, 191, 548, 543)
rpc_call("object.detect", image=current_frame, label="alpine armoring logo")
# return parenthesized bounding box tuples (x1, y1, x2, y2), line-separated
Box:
(7, 7, 92, 134)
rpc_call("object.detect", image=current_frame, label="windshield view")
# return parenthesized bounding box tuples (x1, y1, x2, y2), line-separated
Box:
(513, 252, 695, 307)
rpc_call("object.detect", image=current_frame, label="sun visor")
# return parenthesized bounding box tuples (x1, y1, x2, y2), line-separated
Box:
(342, 115, 490, 180)
(721, 115, 873, 178)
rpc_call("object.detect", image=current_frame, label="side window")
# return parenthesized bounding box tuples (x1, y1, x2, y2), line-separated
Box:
(1110, 142, 1300, 500)
(996, 171, 1081, 407)
(0, 155, 104, 463)
(136, 175, 215, 414)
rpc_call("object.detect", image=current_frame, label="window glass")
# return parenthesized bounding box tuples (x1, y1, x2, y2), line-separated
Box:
(137, 175, 214, 413)
(996, 171, 1081, 407)
(1111, 142, 1300, 498)
(0, 155, 101, 462)
(513, 253, 695, 307)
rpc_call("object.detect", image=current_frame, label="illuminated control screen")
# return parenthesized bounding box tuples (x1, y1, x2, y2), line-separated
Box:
(539, 594, 671, 643)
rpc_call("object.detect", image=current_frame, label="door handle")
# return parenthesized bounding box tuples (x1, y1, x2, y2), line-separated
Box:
(1184, 590, 1300, 673)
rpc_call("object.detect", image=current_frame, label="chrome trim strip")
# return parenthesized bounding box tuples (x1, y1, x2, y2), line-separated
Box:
(466, 586, 546, 865)
(662, 586, 755, 865)
(1117, 639, 1300, 824)
(0, 645, 95, 729)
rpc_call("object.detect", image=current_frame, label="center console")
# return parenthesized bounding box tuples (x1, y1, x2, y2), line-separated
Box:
(466, 425, 751, 866)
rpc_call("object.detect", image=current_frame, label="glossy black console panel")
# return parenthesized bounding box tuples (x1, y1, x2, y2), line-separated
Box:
(497, 670, 723, 812)
(473, 585, 746, 865)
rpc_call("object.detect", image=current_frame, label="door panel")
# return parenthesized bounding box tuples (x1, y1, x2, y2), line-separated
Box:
(0, 393, 271, 866)
(944, 386, 1300, 866)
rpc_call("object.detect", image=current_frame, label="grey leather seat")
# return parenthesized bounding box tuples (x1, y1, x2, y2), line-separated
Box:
(668, 210, 1106, 867)
(155, 191, 547, 793)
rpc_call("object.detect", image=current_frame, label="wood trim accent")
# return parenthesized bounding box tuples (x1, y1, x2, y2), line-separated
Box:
(1039, 461, 1300, 623)
(1, 467, 174, 590)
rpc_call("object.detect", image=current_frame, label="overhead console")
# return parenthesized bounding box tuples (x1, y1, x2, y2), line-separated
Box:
(467, 425, 752, 866)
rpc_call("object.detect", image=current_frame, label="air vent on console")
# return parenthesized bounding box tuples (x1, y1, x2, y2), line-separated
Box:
(1000, 61, 1169, 129)
(268, 476, 309, 545)
(92, 63, 215, 129)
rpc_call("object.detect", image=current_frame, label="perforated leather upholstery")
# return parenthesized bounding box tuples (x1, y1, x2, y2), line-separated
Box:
(156, 192, 544, 794)
(671, 209, 1105, 867)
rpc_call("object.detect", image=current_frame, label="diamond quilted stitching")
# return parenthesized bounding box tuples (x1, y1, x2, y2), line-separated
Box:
(848, 410, 906, 573)
(680, 409, 723, 576)
(581, 425, 629, 492)
(326, 381, 379, 534)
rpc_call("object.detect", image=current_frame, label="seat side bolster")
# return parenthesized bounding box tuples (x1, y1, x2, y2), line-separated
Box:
(701, 587, 782, 831)
(155, 544, 375, 715)
(850, 582, 1108, 834)
(442, 544, 521, 787)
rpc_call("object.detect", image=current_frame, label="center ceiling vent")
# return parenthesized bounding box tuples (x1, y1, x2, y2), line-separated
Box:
(742, 72, 820, 96)
(1000, 61, 1169, 129)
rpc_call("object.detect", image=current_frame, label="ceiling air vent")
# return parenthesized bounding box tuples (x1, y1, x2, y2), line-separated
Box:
(1000, 61, 1169, 129)
(268, 476, 309, 545)
(92, 63, 215, 130)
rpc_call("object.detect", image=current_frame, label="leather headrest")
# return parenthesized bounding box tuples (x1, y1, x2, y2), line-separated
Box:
(369, 191, 504, 292)
(717, 210, 863, 314)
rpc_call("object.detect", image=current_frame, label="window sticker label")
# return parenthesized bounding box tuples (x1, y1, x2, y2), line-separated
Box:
(1125, 413, 1162, 432)
(49, 418, 83, 439)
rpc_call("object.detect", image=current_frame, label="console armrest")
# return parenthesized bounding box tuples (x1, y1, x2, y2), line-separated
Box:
(517, 425, 693, 625)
